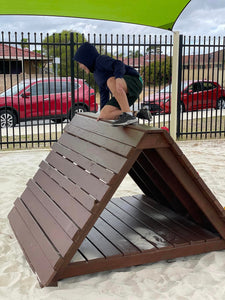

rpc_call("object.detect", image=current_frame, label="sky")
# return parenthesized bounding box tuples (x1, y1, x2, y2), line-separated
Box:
(0, 0, 225, 40)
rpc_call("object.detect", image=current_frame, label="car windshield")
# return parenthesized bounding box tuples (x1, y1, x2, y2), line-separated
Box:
(0, 82, 27, 97)
(159, 82, 189, 93)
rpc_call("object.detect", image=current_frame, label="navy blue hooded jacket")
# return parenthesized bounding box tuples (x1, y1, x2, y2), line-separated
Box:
(74, 42, 140, 109)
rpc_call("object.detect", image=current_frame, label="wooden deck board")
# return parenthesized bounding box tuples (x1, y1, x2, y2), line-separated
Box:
(8, 114, 225, 287)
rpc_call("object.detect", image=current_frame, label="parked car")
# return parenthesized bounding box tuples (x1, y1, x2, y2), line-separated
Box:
(0, 77, 98, 128)
(141, 81, 225, 114)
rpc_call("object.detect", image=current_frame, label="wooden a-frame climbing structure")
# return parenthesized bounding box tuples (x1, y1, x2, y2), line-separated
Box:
(8, 113, 225, 287)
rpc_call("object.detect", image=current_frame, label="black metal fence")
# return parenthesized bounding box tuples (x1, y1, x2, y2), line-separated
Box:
(0, 32, 225, 149)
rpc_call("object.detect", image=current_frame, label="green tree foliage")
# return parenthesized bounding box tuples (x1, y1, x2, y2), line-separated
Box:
(42, 31, 96, 89)
(140, 59, 171, 86)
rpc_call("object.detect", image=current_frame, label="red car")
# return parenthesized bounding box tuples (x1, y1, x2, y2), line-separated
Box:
(142, 81, 225, 114)
(0, 78, 98, 127)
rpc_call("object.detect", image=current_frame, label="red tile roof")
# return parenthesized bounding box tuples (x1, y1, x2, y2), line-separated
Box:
(0, 44, 46, 60)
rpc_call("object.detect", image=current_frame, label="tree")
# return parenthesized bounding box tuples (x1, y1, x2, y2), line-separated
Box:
(140, 59, 171, 86)
(20, 38, 29, 49)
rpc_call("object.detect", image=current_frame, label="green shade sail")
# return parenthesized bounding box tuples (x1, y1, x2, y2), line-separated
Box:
(0, 0, 191, 30)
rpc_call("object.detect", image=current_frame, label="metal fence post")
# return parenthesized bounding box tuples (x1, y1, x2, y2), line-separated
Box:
(170, 31, 180, 140)
(70, 32, 75, 119)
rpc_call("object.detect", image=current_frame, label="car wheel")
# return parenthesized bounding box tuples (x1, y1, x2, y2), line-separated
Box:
(180, 102, 185, 113)
(52, 118, 65, 124)
(216, 98, 225, 109)
(0, 110, 17, 128)
(69, 104, 88, 120)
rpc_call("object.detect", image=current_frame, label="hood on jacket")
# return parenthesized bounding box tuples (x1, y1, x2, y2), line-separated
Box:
(74, 42, 99, 73)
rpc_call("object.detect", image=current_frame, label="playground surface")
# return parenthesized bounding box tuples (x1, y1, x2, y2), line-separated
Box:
(1, 138, 225, 299)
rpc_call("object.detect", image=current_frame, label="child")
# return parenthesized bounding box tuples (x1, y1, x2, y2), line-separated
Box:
(74, 42, 151, 126)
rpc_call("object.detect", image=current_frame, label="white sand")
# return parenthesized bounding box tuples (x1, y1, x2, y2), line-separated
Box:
(1, 140, 225, 299)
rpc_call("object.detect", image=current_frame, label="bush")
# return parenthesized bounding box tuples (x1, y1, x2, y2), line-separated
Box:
(141, 60, 172, 86)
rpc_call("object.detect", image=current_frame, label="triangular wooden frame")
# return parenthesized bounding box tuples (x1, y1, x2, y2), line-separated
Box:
(8, 113, 225, 287)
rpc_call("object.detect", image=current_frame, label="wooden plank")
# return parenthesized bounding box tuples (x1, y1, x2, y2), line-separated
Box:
(45, 151, 109, 201)
(27, 179, 79, 240)
(14, 198, 62, 269)
(100, 208, 158, 251)
(40, 161, 96, 212)
(111, 197, 189, 246)
(21, 188, 74, 257)
(137, 132, 169, 149)
(87, 227, 123, 258)
(8, 207, 57, 286)
(136, 151, 187, 213)
(33, 169, 92, 228)
(66, 123, 133, 157)
(134, 195, 220, 240)
(70, 114, 145, 147)
(52, 142, 115, 184)
(94, 217, 141, 255)
(144, 149, 208, 225)
(122, 196, 210, 243)
(58, 132, 127, 174)
(58, 238, 225, 280)
(105, 201, 171, 249)
(156, 147, 225, 237)
(79, 239, 105, 261)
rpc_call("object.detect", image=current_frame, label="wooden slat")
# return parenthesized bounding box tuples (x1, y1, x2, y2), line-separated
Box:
(156, 147, 225, 237)
(27, 179, 79, 240)
(45, 151, 109, 201)
(87, 227, 123, 258)
(122, 196, 209, 243)
(66, 123, 133, 157)
(78, 238, 104, 261)
(100, 209, 158, 251)
(136, 151, 187, 213)
(105, 201, 171, 249)
(33, 169, 92, 228)
(8, 207, 57, 286)
(52, 142, 115, 184)
(94, 218, 141, 255)
(21, 188, 73, 257)
(59, 132, 127, 174)
(144, 149, 208, 225)
(58, 238, 225, 280)
(111, 197, 189, 246)
(70, 114, 145, 147)
(135, 194, 220, 241)
(14, 198, 62, 269)
(40, 161, 96, 212)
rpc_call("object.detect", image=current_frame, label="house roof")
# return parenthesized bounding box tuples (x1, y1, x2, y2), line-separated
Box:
(0, 44, 48, 61)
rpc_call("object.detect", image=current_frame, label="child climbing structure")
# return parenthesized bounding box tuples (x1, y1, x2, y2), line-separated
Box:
(8, 113, 225, 287)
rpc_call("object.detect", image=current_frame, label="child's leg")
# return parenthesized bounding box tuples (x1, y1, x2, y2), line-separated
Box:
(97, 104, 121, 121)
(106, 77, 131, 112)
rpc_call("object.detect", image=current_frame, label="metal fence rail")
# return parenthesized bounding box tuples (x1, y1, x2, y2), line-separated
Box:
(0, 32, 225, 149)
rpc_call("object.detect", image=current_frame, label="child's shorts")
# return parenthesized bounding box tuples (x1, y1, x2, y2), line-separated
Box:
(106, 75, 143, 108)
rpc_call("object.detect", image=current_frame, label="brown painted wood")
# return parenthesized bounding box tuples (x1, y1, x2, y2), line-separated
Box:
(14, 198, 63, 269)
(20, 188, 74, 257)
(8, 207, 57, 286)
(157, 147, 225, 237)
(58, 239, 225, 280)
(66, 122, 133, 157)
(45, 151, 109, 201)
(27, 179, 79, 240)
(33, 169, 92, 228)
(111, 197, 189, 246)
(39, 160, 97, 212)
(7, 113, 225, 287)
(69, 114, 145, 147)
(52, 142, 115, 184)
(134, 195, 219, 241)
(59, 132, 127, 174)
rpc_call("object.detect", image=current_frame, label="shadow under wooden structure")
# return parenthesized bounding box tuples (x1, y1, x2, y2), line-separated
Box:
(8, 113, 225, 287)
